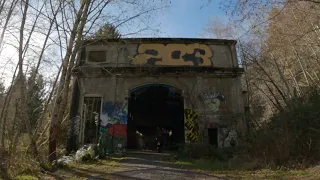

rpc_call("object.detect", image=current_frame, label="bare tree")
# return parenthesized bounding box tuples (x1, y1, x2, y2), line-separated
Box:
(201, 0, 320, 128)
(47, 0, 169, 162)
(0, 1, 169, 176)
(0, 0, 18, 51)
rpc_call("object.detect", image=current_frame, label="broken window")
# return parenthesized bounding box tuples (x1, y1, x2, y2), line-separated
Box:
(82, 97, 102, 143)
(87, 51, 106, 62)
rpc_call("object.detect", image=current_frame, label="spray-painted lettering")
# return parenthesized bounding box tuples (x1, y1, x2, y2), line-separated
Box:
(184, 109, 200, 142)
(98, 101, 128, 155)
(132, 43, 212, 66)
(219, 128, 237, 147)
(199, 92, 227, 113)
(199, 92, 227, 128)
(108, 123, 127, 137)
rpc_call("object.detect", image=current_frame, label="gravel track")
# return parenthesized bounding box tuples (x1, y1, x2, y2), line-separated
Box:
(90, 151, 226, 180)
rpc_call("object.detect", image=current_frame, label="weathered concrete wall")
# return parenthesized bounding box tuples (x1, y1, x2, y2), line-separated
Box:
(68, 38, 245, 153)
(81, 38, 239, 68)
(76, 75, 245, 149)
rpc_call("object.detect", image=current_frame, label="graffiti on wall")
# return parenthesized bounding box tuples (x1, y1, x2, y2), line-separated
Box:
(219, 128, 237, 147)
(199, 92, 227, 128)
(98, 101, 128, 155)
(184, 109, 200, 142)
(101, 102, 128, 125)
(108, 123, 127, 137)
(132, 43, 213, 66)
(199, 92, 227, 112)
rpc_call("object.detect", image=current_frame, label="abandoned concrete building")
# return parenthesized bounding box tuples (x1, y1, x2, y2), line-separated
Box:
(66, 38, 248, 154)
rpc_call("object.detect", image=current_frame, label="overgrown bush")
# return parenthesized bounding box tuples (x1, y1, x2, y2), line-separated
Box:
(247, 87, 320, 166)
(176, 143, 237, 161)
(0, 149, 41, 179)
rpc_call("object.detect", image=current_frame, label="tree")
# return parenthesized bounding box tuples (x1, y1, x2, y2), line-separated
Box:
(26, 67, 45, 130)
(0, 0, 170, 170)
(200, 0, 320, 165)
(94, 23, 121, 39)
(47, 0, 169, 162)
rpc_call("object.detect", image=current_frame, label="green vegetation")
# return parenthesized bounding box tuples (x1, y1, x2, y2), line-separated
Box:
(93, 23, 121, 39)
(245, 87, 320, 167)
(174, 158, 319, 180)
(15, 175, 38, 180)
(176, 143, 237, 161)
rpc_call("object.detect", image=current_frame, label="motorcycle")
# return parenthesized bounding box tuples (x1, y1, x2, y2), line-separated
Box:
(156, 138, 162, 153)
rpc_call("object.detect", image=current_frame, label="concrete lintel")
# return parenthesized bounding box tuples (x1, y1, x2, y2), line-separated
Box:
(82, 38, 237, 46)
(75, 66, 244, 78)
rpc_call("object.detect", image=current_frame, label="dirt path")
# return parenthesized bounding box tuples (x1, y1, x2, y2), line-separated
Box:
(43, 151, 320, 180)
(51, 150, 225, 180)
(94, 151, 224, 180)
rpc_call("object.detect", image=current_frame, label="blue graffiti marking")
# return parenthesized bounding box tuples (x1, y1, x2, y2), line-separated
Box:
(101, 102, 128, 124)
(169, 87, 175, 96)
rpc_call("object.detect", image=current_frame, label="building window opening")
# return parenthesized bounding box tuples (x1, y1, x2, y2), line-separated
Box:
(87, 51, 106, 62)
(82, 97, 102, 143)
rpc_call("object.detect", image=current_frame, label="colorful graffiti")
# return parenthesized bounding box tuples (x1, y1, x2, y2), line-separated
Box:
(184, 109, 200, 143)
(199, 92, 227, 128)
(100, 102, 128, 125)
(98, 126, 113, 155)
(199, 92, 227, 112)
(97, 101, 128, 156)
(108, 123, 127, 137)
(132, 43, 212, 66)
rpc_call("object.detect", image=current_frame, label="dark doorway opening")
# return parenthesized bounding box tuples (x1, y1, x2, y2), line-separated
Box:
(208, 128, 218, 148)
(127, 84, 184, 150)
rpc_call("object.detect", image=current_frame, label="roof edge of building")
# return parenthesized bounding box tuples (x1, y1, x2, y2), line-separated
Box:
(82, 37, 237, 45)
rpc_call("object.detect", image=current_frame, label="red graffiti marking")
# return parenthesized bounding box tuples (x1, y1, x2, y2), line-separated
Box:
(220, 103, 228, 113)
(207, 122, 217, 128)
(108, 123, 127, 137)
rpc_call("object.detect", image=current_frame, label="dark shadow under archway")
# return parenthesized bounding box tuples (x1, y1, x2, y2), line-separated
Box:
(127, 84, 185, 150)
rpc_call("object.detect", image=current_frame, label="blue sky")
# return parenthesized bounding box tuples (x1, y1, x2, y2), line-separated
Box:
(156, 0, 227, 38)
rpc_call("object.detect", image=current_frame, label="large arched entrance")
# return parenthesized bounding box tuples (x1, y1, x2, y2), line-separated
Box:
(127, 84, 185, 150)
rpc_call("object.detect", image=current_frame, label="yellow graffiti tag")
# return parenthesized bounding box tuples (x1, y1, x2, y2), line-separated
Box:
(184, 109, 200, 142)
(132, 43, 212, 66)
(187, 132, 198, 142)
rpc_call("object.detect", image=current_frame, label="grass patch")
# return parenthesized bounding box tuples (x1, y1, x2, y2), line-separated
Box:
(49, 159, 122, 179)
(109, 157, 127, 161)
(175, 158, 254, 171)
(15, 175, 38, 180)
(64, 178, 87, 180)
(103, 160, 119, 167)
(174, 158, 317, 179)
(66, 159, 120, 169)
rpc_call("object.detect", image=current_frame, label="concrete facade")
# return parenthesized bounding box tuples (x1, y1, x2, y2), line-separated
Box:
(67, 38, 246, 153)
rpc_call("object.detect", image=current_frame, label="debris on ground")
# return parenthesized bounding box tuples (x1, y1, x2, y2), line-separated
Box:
(56, 155, 74, 167)
(75, 144, 97, 162)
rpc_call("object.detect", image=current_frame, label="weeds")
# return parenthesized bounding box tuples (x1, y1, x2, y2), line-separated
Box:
(176, 143, 238, 161)
(245, 87, 320, 167)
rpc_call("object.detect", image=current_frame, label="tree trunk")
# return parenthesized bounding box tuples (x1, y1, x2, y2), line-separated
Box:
(48, 0, 90, 162)
(17, 0, 41, 164)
